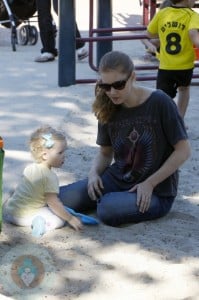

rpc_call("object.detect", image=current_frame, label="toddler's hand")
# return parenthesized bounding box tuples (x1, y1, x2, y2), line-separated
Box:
(68, 216, 83, 231)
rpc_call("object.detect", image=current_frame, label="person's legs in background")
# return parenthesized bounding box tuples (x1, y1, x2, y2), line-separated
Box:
(156, 69, 177, 99)
(157, 69, 193, 123)
(174, 69, 193, 121)
(75, 24, 88, 60)
(35, 0, 88, 62)
(35, 0, 58, 62)
(53, 0, 88, 60)
(176, 85, 190, 119)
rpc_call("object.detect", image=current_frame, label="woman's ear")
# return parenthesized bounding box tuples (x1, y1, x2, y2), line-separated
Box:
(130, 71, 136, 80)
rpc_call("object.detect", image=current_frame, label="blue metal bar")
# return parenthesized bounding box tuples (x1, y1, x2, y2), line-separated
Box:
(58, 0, 76, 87)
(97, 0, 112, 67)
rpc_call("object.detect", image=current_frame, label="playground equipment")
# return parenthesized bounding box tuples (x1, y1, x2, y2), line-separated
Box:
(58, 0, 199, 86)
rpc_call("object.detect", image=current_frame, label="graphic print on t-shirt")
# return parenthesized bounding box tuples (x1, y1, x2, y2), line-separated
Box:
(112, 119, 155, 184)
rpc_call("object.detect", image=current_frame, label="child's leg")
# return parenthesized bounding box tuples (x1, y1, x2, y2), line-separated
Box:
(3, 213, 33, 226)
(4, 207, 65, 230)
(177, 86, 190, 119)
(35, 207, 65, 231)
(156, 69, 177, 98)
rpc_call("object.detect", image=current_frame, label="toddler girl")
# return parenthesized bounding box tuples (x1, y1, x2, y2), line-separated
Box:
(3, 125, 83, 236)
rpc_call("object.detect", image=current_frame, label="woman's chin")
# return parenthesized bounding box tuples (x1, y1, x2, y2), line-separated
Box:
(111, 97, 122, 105)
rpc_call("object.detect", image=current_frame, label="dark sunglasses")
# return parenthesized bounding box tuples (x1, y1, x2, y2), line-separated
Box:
(98, 72, 132, 92)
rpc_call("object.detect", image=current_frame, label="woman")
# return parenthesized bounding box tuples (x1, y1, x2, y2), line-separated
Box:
(59, 51, 191, 227)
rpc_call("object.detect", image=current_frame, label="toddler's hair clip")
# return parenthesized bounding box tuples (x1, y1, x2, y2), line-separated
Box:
(42, 133, 54, 148)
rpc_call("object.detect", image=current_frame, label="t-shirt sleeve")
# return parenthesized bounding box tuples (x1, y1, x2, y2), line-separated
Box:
(96, 122, 112, 146)
(147, 11, 159, 35)
(157, 90, 188, 146)
(44, 171, 59, 194)
(189, 13, 199, 30)
(24, 164, 59, 195)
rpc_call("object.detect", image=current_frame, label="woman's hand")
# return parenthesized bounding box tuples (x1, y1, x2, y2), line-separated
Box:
(87, 146, 113, 201)
(87, 174, 104, 201)
(129, 140, 191, 213)
(68, 215, 83, 231)
(129, 180, 154, 213)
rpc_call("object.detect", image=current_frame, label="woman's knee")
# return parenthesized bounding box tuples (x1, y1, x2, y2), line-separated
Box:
(97, 197, 115, 226)
(59, 179, 96, 211)
(97, 192, 134, 226)
(97, 193, 174, 226)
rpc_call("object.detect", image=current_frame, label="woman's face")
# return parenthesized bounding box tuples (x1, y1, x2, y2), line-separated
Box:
(99, 70, 133, 106)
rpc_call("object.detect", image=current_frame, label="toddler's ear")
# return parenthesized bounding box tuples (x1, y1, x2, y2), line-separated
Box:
(41, 151, 48, 161)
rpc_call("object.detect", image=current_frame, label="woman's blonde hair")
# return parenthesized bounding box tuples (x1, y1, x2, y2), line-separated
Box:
(92, 51, 134, 123)
(29, 125, 66, 163)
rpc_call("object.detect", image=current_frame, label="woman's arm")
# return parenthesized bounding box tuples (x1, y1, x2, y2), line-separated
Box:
(88, 146, 113, 177)
(146, 139, 191, 188)
(130, 139, 191, 213)
(88, 146, 113, 200)
(46, 193, 83, 230)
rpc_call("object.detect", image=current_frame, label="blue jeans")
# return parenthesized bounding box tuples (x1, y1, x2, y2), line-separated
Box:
(59, 175, 174, 227)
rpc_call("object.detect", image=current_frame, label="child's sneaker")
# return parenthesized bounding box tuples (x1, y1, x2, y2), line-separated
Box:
(34, 52, 55, 62)
(77, 46, 88, 61)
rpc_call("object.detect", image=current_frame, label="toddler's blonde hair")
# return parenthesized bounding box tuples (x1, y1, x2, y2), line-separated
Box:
(29, 125, 66, 163)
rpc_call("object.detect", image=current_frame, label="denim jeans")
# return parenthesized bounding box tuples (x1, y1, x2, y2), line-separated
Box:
(36, 0, 85, 55)
(59, 173, 175, 227)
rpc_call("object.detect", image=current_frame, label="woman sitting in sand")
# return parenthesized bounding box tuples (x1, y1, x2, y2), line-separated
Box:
(58, 50, 191, 227)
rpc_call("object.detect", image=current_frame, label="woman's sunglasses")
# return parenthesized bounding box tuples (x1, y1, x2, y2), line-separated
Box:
(98, 72, 132, 92)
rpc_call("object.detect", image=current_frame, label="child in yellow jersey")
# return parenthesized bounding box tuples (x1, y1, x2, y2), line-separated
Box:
(147, 0, 199, 119)
(142, 0, 172, 60)
(3, 125, 83, 236)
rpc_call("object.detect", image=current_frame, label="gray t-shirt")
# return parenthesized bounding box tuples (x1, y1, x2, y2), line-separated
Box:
(96, 90, 188, 197)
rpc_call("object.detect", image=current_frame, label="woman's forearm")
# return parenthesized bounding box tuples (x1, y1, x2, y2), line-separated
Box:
(88, 147, 113, 177)
(147, 140, 191, 188)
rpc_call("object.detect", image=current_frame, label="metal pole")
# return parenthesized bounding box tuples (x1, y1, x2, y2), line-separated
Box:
(58, 0, 76, 87)
(97, 0, 112, 67)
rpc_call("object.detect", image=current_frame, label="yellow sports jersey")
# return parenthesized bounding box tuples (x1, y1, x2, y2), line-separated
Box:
(147, 6, 199, 69)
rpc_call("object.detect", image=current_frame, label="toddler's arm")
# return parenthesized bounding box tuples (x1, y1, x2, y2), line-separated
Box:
(45, 193, 83, 231)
